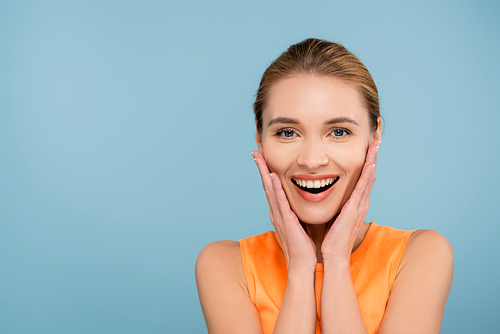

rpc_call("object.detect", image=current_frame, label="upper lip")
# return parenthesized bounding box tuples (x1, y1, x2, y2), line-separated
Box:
(291, 174, 339, 181)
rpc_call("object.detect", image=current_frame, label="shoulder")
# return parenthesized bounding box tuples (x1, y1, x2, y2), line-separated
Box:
(196, 239, 241, 266)
(407, 229, 452, 250)
(196, 240, 263, 333)
(394, 229, 454, 312)
(400, 229, 454, 274)
(195, 240, 246, 289)
(195, 240, 241, 277)
(379, 230, 454, 332)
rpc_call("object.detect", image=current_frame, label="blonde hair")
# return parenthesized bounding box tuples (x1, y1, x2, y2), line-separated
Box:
(254, 38, 380, 133)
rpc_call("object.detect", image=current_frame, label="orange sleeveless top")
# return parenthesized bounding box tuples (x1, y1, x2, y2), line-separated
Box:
(239, 222, 414, 334)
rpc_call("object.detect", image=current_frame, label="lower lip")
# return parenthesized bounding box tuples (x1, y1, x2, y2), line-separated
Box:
(292, 180, 338, 202)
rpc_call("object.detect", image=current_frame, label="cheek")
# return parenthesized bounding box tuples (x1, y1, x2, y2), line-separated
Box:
(332, 144, 367, 180)
(261, 143, 293, 177)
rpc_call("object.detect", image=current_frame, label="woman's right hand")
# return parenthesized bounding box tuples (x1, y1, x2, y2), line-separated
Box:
(252, 151, 318, 274)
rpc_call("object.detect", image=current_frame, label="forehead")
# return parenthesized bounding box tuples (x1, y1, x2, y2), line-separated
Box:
(264, 74, 369, 127)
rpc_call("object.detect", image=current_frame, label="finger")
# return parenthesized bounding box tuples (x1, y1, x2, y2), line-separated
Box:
(352, 141, 377, 195)
(251, 151, 276, 196)
(350, 163, 374, 202)
(251, 151, 271, 183)
(267, 173, 294, 235)
(357, 147, 379, 211)
(357, 140, 380, 193)
(350, 141, 379, 201)
(348, 153, 377, 209)
(363, 141, 379, 193)
(365, 140, 380, 167)
(360, 162, 376, 209)
(251, 151, 282, 224)
(270, 173, 298, 223)
(331, 143, 380, 239)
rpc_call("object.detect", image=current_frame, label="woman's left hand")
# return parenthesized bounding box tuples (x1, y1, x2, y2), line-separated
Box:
(321, 140, 380, 263)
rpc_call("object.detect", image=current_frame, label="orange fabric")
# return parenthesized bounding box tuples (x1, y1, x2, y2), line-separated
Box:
(239, 222, 414, 334)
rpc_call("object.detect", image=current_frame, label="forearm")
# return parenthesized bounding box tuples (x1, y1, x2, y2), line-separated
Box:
(273, 268, 317, 334)
(321, 258, 367, 334)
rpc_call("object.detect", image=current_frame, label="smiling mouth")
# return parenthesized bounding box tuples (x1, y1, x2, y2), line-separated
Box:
(291, 177, 340, 194)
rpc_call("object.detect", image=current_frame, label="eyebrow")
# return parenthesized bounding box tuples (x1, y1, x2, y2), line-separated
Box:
(267, 117, 299, 127)
(267, 116, 360, 127)
(324, 117, 360, 126)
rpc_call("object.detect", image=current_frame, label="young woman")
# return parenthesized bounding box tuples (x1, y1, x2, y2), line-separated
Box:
(196, 38, 454, 334)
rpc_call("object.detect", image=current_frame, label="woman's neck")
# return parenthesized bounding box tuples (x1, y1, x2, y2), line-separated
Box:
(302, 221, 329, 263)
(301, 220, 371, 264)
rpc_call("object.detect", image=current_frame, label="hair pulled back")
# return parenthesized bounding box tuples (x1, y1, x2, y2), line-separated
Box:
(253, 38, 380, 133)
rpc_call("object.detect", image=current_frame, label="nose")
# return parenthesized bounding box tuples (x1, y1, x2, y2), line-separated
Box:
(296, 141, 329, 170)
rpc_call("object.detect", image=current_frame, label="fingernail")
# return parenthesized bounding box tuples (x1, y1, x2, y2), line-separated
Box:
(250, 152, 255, 158)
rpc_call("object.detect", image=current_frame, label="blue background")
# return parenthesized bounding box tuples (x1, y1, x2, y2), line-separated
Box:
(1, 0, 499, 332)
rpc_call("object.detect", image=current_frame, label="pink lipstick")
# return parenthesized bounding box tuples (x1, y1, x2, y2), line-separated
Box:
(291, 174, 340, 202)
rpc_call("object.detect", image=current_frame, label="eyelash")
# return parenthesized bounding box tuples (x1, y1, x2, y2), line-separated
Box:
(275, 128, 297, 139)
(274, 128, 352, 140)
(330, 128, 351, 138)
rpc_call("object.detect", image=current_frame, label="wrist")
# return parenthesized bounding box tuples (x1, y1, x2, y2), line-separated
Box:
(322, 250, 351, 263)
(322, 256, 351, 273)
(286, 272, 315, 296)
(287, 265, 316, 282)
(321, 245, 352, 264)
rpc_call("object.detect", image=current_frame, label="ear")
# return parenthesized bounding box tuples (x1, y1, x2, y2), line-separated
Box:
(255, 130, 263, 152)
(371, 117, 382, 142)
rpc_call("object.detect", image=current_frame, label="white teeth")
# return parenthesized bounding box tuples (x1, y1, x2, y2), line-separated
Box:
(294, 177, 338, 189)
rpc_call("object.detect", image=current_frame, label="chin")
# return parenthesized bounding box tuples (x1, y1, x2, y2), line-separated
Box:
(293, 207, 340, 225)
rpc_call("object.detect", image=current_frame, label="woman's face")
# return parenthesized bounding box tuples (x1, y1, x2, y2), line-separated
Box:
(256, 74, 381, 224)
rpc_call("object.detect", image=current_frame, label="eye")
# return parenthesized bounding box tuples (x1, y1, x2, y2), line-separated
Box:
(275, 128, 297, 139)
(330, 128, 351, 138)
